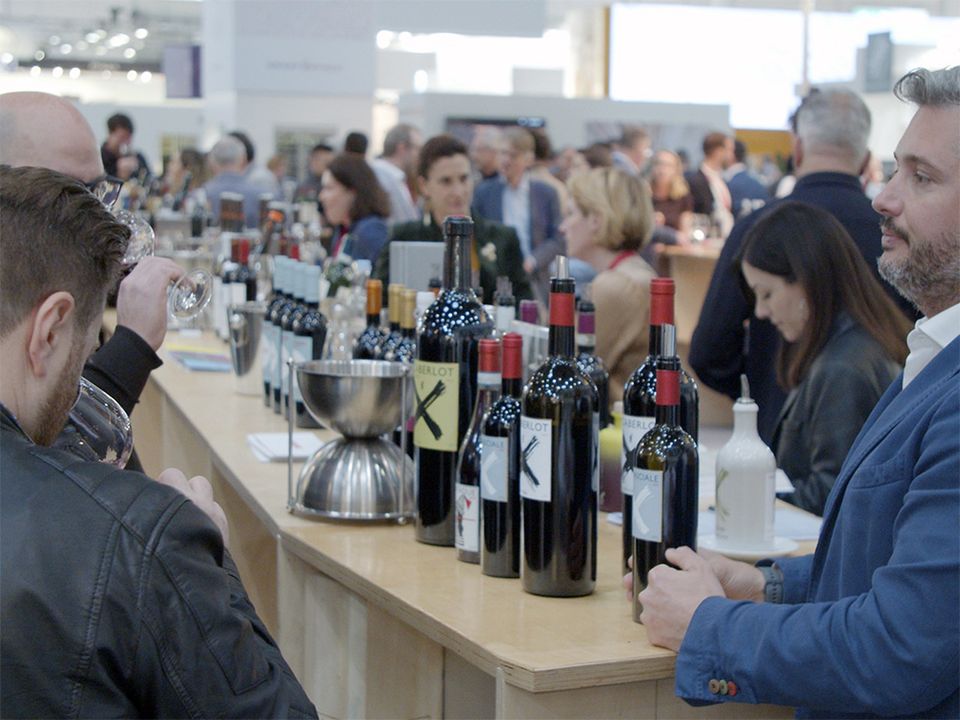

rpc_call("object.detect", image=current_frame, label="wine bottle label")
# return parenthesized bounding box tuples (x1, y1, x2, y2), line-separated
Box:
(413, 361, 460, 452)
(632, 468, 663, 542)
(621, 415, 655, 494)
(230, 282, 247, 308)
(454, 482, 480, 552)
(273, 325, 284, 391)
(480, 434, 508, 502)
(592, 411, 600, 493)
(291, 335, 314, 402)
(519, 416, 552, 502)
(261, 323, 276, 384)
(280, 331, 292, 396)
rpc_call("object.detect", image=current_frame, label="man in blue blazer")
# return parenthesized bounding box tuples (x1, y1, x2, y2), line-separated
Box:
(634, 66, 959, 718)
(472, 127, 563, 301)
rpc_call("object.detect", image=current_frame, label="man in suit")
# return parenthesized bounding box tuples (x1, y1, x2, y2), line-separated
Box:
(370, 123, 422, 227)
(690, 88, 917, 443)
(724, 139, 769, 219)
(685, 131, 735, 237)
(611, 125, 651, 177)
(374, 134, 533, 305)
(472, 127, 563, 301)
(634, 66, 959, 718)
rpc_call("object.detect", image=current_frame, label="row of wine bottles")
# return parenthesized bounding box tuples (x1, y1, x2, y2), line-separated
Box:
(410, 216, 700, 607)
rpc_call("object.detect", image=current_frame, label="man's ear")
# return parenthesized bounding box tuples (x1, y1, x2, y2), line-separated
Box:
(857, 150, 872, 178)
(26, 292, 76, 379)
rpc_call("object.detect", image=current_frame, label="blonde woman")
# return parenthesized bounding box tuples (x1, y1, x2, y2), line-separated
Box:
(649, 149, 693, 239)
(561, 167, 657, 401)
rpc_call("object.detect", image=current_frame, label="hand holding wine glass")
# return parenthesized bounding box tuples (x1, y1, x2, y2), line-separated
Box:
(116, 257, 186, 351)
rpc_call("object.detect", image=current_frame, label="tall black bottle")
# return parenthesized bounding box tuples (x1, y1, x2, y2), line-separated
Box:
(262, 257, 287, 407)
(272, 259, 299, 414)
(354, 279, 386, 359)
(631, 324, 698, 622)
(621, 278, 699, 573)
(575, 299, 611, 429)
(281, 263, 307, 417)
(455, 338, 501, 564)
(480, 332, 524, 578)
(520, 257, 598, 597)
(414, 216, 492, 546)
(291, 264, 327, 429)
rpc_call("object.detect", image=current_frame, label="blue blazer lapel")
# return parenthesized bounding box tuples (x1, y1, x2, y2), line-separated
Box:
(818, 336, 960, 530)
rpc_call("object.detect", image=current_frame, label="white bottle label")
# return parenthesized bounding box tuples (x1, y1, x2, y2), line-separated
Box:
(291, 335, 314, 403)
(212, 276, 225, 338)
(621, 414, 655, 494)
(230, 282, 247, 308)
(481, 434, 508, 502)
(280, 330, 292, 396)
(455, 482, 480, 552)
(632, 468, 663, 542)
(261, 322, 276, 385)
(519, 416, 552, 502)
(273, 324, 284, 394)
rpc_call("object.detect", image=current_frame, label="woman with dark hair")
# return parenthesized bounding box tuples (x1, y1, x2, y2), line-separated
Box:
(373, 133, 532, 304)
(562, 166, 657, 401)
(320, 153, 391, 264)
(737, 201, 911, 515)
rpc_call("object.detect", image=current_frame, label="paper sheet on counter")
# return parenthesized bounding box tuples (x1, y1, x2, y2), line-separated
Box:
(246, 432, 324, 462)
(607, 507, 822, 541)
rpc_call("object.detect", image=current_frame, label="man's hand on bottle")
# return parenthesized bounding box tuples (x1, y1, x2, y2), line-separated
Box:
(156, 468, 230, 548)
(116, 257, 185, 351)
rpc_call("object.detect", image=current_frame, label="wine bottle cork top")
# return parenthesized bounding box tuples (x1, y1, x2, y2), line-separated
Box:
(442, 215, 473, 236)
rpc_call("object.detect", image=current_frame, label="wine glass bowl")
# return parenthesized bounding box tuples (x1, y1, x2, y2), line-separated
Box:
(169, 268, 213, 320)
(114, 210, 156, 267)
(52, 377, 133, 467)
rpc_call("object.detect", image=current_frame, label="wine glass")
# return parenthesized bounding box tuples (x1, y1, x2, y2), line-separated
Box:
(114, 210, 213, 320)
(52, 377, 133, 467)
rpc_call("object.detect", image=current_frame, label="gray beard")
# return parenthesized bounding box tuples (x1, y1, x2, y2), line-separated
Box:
(878, 230, 960, 314)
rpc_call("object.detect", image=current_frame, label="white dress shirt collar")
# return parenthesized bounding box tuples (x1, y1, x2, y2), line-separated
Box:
(902, 302, 960, 389)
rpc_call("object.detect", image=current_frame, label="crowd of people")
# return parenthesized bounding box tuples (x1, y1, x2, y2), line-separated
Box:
(0, 64, 957, 718)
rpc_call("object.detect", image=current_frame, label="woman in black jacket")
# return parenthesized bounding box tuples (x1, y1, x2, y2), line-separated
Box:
(737, 201, 911, 515)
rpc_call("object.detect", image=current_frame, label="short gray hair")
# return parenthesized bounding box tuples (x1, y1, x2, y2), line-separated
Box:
(894, 66, 960, 107)
(210, 136, 245, 169)
(794, 89, 871, 163)
(383, 123, 419, 157)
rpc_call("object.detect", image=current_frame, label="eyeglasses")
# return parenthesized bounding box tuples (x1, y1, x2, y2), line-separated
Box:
(84, 174, 124, 210)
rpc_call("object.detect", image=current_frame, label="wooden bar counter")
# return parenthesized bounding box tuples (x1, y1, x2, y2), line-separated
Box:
(133, 328, 802, 719)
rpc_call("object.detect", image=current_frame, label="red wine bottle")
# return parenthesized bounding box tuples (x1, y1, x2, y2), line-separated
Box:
(385, 288, 417, 363)
(481, 332, 523, 578)
(520, 257, 598, 597)
(631, 324, 698, 623)
(279, 262, 307, 418)
(621, 278, 699, 573)
(262, 257, 287, 407)
(414, 216, 492, 546)
(354, 279, 386, 359)
(291, 264, 327, 429)
(575, 299, 611, 429)
(381, 283, 405, 358)
(234, 237, 258, 302)
(269, 257, 295, 414)
(455, 338, 501, 564)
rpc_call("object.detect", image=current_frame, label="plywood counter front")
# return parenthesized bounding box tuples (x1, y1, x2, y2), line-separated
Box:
(135, 329, 799, 719)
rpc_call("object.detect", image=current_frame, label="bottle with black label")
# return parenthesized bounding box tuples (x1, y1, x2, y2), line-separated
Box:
(455, 338, 501, 564)
(520, 257, 598, 597)
(354, 279, 386, 359)
(621, 278, 699, 573)
(414, 216, 491, 546)
(631, 324, 698, 623)
(575, 299, 611, 430)
(481, 332, 523, 578)
(291, 264, 327, 428)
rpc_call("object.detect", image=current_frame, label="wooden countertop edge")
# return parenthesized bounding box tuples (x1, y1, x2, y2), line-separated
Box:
(280, 530, 679, 693)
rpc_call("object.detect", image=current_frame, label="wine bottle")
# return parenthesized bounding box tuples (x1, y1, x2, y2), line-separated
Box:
(481, 332, 523, 578)
(354, 279, 386, 359)
(387, 288, 417, 364)
(261, 256, 285, 407)
(620, 278, 699, 573)
(271, 258, 297, 414)
(455, 338, 501, 564)
(493, 279, 515, 338)
(414, 216, 492, 546)
(631, 324, 698, 623)
(575, 299, 611, 430)
(381, 283, 405, 358)
(234, 237, 258, 303)
(280, 262, 307, 418)
(291, 264, 327, 429)
(520, 257, 598, 597)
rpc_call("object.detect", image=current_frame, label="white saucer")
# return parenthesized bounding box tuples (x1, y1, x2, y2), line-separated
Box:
(698, 535, 799, 561)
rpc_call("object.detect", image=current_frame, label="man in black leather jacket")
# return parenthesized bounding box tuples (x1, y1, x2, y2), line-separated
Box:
(0, 166, 317, 718)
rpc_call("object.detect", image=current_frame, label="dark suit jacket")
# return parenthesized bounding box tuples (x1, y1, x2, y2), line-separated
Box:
(372, 214, 533, 305)
(471, 175, 563, 272)
(726, 168, 769, 219)
(685, 169, 714, 216)
(689, 172, 916, 443)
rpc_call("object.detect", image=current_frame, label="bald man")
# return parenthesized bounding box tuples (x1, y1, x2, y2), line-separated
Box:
(0, 92, 183, 448)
